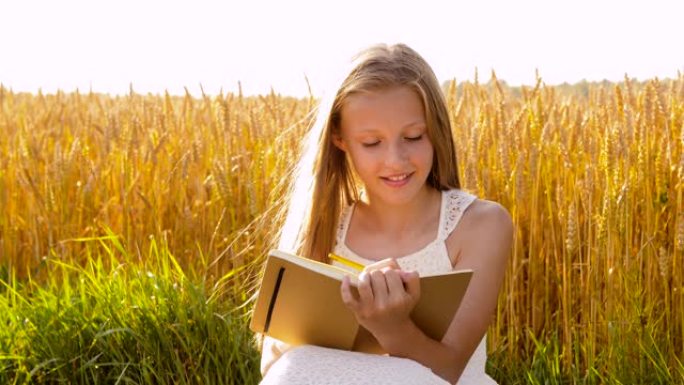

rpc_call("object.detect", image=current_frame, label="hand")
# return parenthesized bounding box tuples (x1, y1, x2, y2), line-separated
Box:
(362, 258, 400, 273)
(340, 258, 421, 344)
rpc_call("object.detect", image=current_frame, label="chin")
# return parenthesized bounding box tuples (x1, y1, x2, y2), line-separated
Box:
(373, 183, 428, 205)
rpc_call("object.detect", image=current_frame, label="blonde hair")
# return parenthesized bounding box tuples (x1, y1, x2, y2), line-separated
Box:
(278, 43, 460, 262)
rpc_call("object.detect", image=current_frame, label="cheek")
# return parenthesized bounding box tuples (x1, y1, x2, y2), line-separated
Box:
(411, 141, 435, 165)
(345, 148, 376, 174)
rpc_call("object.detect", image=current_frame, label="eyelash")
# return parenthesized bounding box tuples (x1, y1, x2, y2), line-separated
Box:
(362, 135, 423, 148)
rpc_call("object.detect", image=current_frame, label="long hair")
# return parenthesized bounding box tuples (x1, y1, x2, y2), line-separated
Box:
(278, 43, 460, 262)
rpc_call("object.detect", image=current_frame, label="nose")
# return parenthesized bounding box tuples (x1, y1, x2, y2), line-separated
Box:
(384, 140, 408, 167)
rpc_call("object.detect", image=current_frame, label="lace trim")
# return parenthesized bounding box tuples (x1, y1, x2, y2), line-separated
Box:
(440, 189, 477, 240)
(333, 189, 477, 267)
(336, 204, 353, 249)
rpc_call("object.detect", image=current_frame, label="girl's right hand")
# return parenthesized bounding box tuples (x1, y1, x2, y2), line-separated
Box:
(362, 257, 401, 273)
(340, 258, 421, 348)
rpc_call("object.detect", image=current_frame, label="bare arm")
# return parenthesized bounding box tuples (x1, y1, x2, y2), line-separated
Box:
(341, 200, 513, 383)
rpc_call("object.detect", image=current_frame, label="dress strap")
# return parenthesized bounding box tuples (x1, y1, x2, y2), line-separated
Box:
(438, 189, 477, 240)
(336, 203, 354, 248)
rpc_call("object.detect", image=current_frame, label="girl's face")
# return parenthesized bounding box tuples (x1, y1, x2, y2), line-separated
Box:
(333, 86, 435, 206)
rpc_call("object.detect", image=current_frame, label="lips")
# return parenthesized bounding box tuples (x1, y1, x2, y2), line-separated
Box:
(381, 172, 414, 186)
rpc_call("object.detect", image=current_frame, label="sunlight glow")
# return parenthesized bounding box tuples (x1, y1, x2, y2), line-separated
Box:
(2, 0, 682, 97)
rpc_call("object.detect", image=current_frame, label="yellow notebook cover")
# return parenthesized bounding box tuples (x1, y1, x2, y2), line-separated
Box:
(250, 249, 473, 353)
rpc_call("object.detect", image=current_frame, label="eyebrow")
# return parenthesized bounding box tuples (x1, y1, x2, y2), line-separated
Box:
(356, 120, 426, 133)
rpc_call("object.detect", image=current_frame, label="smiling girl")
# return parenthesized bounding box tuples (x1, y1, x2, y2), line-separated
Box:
(258, 43, 513, 385)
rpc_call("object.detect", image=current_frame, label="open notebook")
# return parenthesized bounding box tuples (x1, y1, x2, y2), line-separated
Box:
(250, 249, 473, 353)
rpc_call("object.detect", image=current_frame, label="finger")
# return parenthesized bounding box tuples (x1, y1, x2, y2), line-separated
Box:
(357, 271, 374, 304)
(386, 258, 401, 270)
(384, 268, 406, 297)
(369, 269, 389, 299)
(401, 270, 421, 301)
(363, 258, 399, 273)
(340, 275, 359, 309)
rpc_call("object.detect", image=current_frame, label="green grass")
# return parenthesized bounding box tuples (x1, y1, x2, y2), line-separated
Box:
(5, 233, 683, 385)
(0, 233, 261, 384)
(487, 328, 684, 384)
(2, 229, 684, 384)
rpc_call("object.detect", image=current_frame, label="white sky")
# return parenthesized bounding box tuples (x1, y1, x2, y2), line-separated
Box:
(1, 0, 683, 97)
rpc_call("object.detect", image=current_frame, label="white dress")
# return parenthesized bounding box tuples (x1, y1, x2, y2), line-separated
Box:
(260, 189, 497, 385)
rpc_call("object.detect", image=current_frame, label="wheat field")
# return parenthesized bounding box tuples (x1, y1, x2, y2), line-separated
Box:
(1, 74, 683, 383)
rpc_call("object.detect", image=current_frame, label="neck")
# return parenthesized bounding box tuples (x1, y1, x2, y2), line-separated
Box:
(358, 186, 441, 236)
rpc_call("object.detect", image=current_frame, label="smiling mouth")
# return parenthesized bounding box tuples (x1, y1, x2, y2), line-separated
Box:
(381, 172, 413, 182)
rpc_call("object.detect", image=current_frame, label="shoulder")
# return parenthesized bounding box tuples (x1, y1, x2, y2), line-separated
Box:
(461, 198, 512, 234)
(445, 196, 513, 266)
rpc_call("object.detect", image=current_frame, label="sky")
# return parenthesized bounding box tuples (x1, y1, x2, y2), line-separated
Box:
(1, 0, 683, 97)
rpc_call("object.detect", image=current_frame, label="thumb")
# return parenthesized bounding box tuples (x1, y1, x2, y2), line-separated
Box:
(401, 270, 420, 300)
(363, 257, 399, 273)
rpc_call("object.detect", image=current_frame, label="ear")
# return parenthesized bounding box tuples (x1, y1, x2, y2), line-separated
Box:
(332, 133, 347, 152)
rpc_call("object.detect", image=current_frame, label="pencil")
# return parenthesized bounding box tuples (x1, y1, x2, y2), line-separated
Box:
(328, 252, 364, 272)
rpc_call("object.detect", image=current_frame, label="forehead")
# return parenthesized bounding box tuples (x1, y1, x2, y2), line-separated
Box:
(339, 86, 425, 133)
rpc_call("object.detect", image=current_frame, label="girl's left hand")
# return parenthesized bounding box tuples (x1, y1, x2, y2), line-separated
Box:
(340, 258, 421, 344)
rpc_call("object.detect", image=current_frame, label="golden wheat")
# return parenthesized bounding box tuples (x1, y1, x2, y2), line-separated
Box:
(1, 74, 682, 379)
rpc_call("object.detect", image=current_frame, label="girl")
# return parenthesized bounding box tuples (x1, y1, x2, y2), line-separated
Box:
(259, 43, 513, 384)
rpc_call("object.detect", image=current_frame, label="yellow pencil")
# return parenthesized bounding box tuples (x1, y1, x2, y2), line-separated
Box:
(328, 252, 364, 272)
